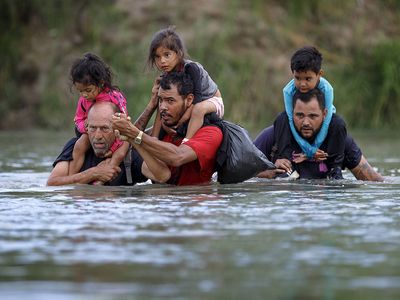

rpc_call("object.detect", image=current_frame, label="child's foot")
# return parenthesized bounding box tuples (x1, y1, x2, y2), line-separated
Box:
(181, 138, 190, 144)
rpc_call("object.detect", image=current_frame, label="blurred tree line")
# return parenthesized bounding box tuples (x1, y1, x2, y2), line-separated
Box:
(1, 0, 399, 133)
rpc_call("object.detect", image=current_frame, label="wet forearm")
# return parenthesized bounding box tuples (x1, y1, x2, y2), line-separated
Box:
(133, 97, 158, 131)
(47, 168, 96, 186)
(135, 144, 171, 183)
(350, 156, 384, 182)
(113, 117, 196, 167)
(130, 133, 195, 167)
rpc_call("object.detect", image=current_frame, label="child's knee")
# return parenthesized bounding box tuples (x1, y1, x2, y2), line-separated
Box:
(207, 97, 224, 117)
(191, 105, 206, 118)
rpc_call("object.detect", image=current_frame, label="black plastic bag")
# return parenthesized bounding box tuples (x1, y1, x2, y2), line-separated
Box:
(216, 120, 276, 184)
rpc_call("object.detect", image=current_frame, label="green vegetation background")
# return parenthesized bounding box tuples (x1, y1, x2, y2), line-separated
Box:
(1, 0, 399, 134)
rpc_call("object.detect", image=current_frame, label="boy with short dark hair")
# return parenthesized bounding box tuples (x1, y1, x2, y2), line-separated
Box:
(254, 46, 384, 181)
(283, 46, 335, 159)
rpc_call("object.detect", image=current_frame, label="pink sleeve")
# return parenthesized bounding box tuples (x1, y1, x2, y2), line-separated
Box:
(74, 97, 90, 133)
(110, 139, 123, 153)
(110, 91, 128, 115)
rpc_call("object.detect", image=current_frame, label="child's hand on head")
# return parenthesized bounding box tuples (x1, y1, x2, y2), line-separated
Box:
(151, 75, 163, 97)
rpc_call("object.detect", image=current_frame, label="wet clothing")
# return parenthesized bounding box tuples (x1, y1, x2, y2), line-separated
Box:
(170, 60, 224, 118)
(283, 77, 336, 158)
(74, 88, 128, 153)
(183, 60, 219, 103)
(162, 125, 223, 185)
(53, 137, 147, 186)
(254, 112, 361, 179)
(254, 123, 362, 178)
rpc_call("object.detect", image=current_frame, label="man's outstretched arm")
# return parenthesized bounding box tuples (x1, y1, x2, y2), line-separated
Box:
(113, 117, 198, 167)
(47, 161, 121, 186)
(350, 155, 384, 182)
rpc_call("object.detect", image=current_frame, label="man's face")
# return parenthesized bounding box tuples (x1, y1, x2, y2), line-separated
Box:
(158, 84, 192, 127)
(87, 106, 116, 157)
(293, 70, 322, 93)
(293, 97, 327, 139)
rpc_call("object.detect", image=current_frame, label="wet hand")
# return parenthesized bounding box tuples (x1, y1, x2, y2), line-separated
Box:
(275, 158, 292, 173)
(257, 168, 286, 179)
(114, 129, 128, 141)
(93, 164, 121, 182)
(151, 75, 162, 103)
(292, 152, 307, 164)
(97, 158, 112, 166)
(112, 113, 135, 140)
(313, 149, 328, 161)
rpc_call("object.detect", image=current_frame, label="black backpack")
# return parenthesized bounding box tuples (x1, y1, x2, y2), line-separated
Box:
(161, 114, 276, 184)
(215, 120, 276, 184)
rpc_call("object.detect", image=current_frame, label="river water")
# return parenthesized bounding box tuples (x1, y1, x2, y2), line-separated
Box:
(0, 130, 400, 299)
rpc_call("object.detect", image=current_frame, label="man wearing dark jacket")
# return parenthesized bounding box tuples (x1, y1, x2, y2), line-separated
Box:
(255, 89, 383, 181)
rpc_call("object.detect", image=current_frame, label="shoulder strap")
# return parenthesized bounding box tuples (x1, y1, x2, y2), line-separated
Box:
(273, 112, 293, 160)
(270, 142, 278, 163)
(123, 146, 133, 184)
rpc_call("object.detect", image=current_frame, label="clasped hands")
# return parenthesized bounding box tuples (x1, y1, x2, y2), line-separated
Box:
(112, 112, 138, 142)
(275, 149, 328, 174)
(292, 149, 328, 163)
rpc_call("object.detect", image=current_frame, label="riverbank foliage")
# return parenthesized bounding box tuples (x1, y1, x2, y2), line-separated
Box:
(1, 0, 399, 132)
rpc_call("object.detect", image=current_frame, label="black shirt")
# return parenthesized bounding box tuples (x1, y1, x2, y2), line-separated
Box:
(254, 112, 347, 179)
(53, 137, 147, 185)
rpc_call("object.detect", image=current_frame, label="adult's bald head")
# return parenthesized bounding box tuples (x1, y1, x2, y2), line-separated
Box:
(87, 102, 119, 122)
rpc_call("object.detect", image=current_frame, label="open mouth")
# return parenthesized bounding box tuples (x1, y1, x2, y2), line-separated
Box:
(94, 142, 105, 149)
(301, 130, 313, 137)
(160, 112, 171, 119)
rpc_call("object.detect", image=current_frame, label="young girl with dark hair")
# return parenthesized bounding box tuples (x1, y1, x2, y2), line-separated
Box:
(69, 53, 129, 181)
(147, 26, 224, 142)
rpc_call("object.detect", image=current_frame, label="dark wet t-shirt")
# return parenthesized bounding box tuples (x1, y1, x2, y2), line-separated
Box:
(53, 137, 147, 186)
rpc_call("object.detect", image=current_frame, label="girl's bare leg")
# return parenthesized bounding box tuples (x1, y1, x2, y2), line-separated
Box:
(69, 134, 90, 175)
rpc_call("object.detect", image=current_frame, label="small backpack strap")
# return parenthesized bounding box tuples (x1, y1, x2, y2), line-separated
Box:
(123, 146, 133, 184)
(270, 143, 278, 163)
